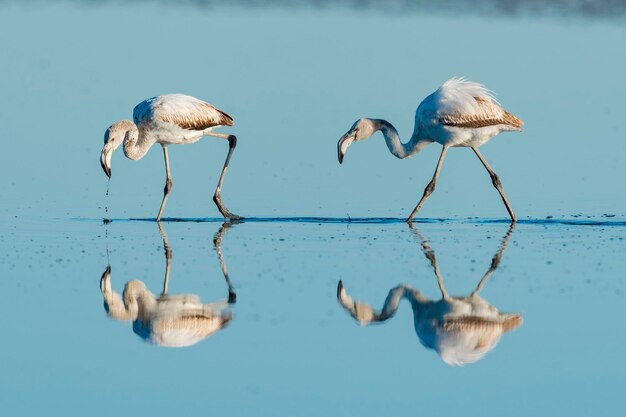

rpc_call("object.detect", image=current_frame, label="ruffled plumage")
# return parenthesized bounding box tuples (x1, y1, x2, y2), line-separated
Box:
(419, 77, 523, 130)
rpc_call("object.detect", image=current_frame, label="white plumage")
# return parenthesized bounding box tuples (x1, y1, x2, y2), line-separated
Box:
(100, 94, 240, 221)
(417, 77, 522, 148)
(100, 273, 233, 348)
(338, 77, 523, 222)
(133, 94, 234, 144)
(100, 223, 236, 347)
(337, 225, 521, 366)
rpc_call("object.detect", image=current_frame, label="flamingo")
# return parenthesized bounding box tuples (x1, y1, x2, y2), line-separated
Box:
(337, 77, 523, 222)
(100, 94, 241, 221)
(100, 222, 236, 347)
(337, 224, 522, 366)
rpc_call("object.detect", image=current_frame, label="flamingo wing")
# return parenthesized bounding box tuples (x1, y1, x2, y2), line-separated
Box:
(419, 78, 523, 130)
(134, 94, 234, 131)
(149, 312, 232, 347)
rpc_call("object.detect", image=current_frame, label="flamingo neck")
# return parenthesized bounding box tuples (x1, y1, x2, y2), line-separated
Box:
(380, 285, 432, 321)
(398, 286, 432, 325)
(123, 124, 154, 161)
(104, 282, 157, 321)
(125, 282, 160, 319)
(374, 119, 430, 159)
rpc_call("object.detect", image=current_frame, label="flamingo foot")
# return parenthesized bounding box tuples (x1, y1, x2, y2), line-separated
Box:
(213, 194, 243, 221)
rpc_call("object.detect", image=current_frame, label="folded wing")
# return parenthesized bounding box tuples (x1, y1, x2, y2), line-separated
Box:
(134, 94, 234, 131)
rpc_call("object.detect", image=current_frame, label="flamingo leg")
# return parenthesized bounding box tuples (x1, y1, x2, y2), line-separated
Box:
(156, 145, 173, 221)
(206, 133, 242, 220)
(214, 222, 237, 304)
(471, 147, 517, 222)
(408, 224, 450, 300)
(471, 223, 515, 297)
(157, 222, 172, 296)
(407, 146, 448, 223)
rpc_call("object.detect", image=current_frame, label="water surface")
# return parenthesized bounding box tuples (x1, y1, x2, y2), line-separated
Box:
(0, 2, 625, 416)
(1, 218, 625, 416)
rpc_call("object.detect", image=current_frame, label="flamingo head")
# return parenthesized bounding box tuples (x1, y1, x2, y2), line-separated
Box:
(337, 118, 377, 164)
(100, 120, 133, 178)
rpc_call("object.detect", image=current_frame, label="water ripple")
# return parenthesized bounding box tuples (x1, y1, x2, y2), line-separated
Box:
(78, 216, 626, 226)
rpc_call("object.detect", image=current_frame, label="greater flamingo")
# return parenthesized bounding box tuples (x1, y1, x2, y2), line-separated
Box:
(337, 77, 523, 222)
(100, 222, 236, 347)
(100, 94, 240, 221)
(337, 224, 521, 365)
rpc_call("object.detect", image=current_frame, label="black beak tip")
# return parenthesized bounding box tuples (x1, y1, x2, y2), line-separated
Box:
(338, 153, 344, 164)
(100, 159, 111, 178)
(100, 265, 111, 291)
(101, 265, 111, 280)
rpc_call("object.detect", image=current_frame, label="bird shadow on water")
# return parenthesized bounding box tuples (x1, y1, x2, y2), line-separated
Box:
(99, 221, 236, 347)
(337, 223, 522, 366)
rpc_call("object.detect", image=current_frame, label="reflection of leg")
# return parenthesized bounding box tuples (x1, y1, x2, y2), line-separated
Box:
(214, 222, 236, 303)
(407, 146, 448, 223)
(156, 146, 173, 222)
(472, 147, 517, 222)
(206, 133, 242, 220)
(408, 224, 449, 300)
(471, 223, 515, 297)
(157, 222, 172, 296)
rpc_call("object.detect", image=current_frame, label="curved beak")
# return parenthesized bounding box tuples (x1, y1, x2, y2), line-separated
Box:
(337, 131, 355, 164)
(100, 143, 113, 178)
(100, 265, 112, 295)
(337, 280, 376, 325)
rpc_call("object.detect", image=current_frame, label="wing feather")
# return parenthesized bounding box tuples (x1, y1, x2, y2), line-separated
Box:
(134, 94, 234, 131)
(421, 78, 523, 130)
(150, 313, 232, 347)
(440, 97, 523, 129)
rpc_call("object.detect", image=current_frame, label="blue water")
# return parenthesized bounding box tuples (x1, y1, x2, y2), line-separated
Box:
(93, 217, 626, 226)
(1, 218, 625, 416)
(0, 1, 625, 416)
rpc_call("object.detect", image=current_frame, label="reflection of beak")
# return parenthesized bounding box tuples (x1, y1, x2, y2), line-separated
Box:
(100, 143, 112, 178)
(100, 265, 112, 294)
(337, 132, 355, 164)
(336, 280, 376, 325)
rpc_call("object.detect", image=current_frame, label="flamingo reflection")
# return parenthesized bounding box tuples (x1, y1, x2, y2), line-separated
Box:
(100, 222, 236, 347)
(338, 224, 521, 365)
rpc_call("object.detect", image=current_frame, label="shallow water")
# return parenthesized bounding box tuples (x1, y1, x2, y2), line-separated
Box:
(1, 218, 625, 416)
(1, 1, 625, 416)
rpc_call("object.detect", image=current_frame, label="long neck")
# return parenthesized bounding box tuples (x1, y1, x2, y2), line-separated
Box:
(401, 285, 433, 320)
(123, 124, 154, 161)
(374, 119, 430, 159)
(103, 281, 155, 321)
(339, 284, 430, 325)
(378, 284, 431, 320)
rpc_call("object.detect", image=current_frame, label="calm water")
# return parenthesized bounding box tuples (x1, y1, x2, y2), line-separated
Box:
(0, 1, 625, 416)
(1, 218, 625, 416)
